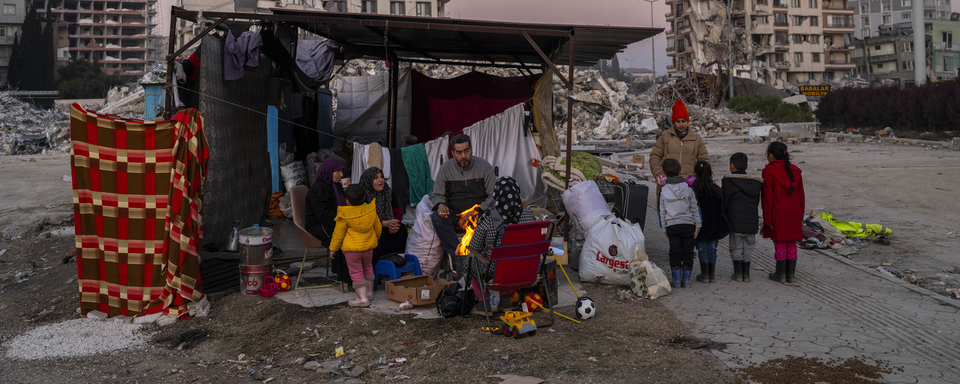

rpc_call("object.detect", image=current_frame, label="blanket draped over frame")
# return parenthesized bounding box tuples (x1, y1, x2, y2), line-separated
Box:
(71, 104, 209, 319)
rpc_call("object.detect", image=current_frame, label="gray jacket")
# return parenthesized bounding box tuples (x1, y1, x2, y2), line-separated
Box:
(429, 156, 496, 215)
(659, 177, 702, 228)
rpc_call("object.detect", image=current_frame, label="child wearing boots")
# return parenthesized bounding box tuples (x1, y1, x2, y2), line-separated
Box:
(328, 184, 382, 307)
(692, 161, 728, 283)
(722, 153, 763, 282)
(658, 158, 701, 288)
(762, 142, 806, 283)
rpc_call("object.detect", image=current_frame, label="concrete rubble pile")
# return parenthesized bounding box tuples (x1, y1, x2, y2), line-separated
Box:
(0, 93, 69, 156)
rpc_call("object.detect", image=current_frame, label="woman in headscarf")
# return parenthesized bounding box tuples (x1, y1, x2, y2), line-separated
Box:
(305, 157, 352, 285)
(466, 176, 535, 315)
(359, 167, 408, 261)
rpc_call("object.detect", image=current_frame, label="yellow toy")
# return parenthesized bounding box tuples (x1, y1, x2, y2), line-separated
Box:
(499, 311, 537, 338)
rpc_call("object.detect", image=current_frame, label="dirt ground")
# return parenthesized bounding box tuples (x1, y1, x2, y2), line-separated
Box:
(1, 139, 958, 383)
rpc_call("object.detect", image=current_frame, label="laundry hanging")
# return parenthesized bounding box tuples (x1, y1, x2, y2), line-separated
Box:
(401, 143, 433, 206)
(423, 134, 449, 181)
(70, 104, 208, 319)
(351, 142, 392, 187)
(463, 103, 546, 206)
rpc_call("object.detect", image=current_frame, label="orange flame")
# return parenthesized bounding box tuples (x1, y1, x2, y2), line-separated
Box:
(456, 204, 480, 256)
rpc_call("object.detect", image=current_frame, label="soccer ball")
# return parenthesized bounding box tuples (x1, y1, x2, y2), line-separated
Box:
(575, 297, 596, 320)
(523, 293, 543, 312)
(509, 290, 521, 306)
(276, 274, 292, 291)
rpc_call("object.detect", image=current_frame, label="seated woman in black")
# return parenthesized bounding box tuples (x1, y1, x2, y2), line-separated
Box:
(359, 167, 408, 263)
(305, 157, 351, 284)
(467, 176, 535, 315)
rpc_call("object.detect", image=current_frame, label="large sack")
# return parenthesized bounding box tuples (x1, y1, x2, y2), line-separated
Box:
(406, 195, 443, 275)
(562, 180, 611, 235)
(280, 161, 307, 192)
(629, 260, 671, 299)
(578, 214, 645, 286)
(304, 152, 322, 187)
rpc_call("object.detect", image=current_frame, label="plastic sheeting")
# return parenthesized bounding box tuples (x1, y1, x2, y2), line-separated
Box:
(335, 68, 412, 144)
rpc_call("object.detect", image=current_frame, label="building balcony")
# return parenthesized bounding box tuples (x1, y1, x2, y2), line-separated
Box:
(933, 42, 960, 52)
(753, 24, 773, 34)
(868, 53, 899, 62)
(825, 60, 857, 69)
(775, 43, 790, 51)
(774, 61, 791, 69)
(825, 45, 852, 52)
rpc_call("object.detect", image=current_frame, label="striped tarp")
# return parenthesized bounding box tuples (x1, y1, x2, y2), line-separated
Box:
(71, 104, 208, 319)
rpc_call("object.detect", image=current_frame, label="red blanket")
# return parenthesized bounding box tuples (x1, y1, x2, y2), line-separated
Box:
(71, 104, 208, 318)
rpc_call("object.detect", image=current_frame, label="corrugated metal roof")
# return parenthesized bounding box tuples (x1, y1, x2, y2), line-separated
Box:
(268, 9, 661, 67)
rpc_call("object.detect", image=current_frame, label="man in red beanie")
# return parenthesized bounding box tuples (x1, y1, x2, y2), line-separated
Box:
(649, 100, 710, 208)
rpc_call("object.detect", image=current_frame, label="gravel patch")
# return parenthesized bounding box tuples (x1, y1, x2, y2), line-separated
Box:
(4, 318, 152, 360)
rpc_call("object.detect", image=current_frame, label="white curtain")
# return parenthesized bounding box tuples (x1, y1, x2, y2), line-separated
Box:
(464, 103, 546, 207)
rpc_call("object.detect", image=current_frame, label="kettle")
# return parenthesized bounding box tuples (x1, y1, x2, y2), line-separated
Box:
(225, 223, 240, 252)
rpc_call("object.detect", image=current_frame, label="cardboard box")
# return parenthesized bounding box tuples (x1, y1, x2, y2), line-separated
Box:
(386, 275, 447, 306)
(632, 155, 645, 164)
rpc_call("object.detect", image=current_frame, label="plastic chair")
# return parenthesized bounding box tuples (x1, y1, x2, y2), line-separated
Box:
(289, 185, 344, 293)
(469, 220, 555, 332)
(372, 254, 423, 290)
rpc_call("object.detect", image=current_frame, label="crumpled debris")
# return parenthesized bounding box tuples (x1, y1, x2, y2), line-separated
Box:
(0, 92, 69, 155)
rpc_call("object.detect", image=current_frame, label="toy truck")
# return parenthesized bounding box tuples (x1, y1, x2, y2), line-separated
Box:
(500, 311, 537, 338)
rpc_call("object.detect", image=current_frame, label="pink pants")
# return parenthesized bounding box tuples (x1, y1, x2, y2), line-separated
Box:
(774, 241, 798, 261)
(343, 250, 374, 284)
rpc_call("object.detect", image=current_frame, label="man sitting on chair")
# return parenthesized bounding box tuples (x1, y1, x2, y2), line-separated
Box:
(466, 176, 535, 315)
(430, 134, 496, 275)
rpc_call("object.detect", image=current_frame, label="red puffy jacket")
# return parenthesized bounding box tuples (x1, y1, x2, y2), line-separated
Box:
(761, 160, 805, 242)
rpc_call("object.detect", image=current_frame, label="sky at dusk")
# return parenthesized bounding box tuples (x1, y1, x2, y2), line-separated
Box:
(446, 0, 673, 75)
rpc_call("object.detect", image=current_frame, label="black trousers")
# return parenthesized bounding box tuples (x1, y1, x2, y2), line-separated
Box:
(666, 224, 696, 271)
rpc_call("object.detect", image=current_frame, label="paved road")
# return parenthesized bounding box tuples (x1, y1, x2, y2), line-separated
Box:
(637, 181, 960, 383)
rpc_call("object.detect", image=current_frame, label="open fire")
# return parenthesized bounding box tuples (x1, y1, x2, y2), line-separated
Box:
(456, 205, 480, 256)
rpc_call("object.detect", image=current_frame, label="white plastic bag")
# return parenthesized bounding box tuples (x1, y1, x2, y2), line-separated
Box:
(405, 195, 443, 275)
(629, 260, 671, 299)
(562, 180, 611, 235)
(280, 161, 307, 192)
(578, 214, 645, 286)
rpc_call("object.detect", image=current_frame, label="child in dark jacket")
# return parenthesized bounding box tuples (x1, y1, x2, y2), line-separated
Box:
(692, 161, 728, 283)
(762, 142, 806, 283)
(721, 153, 763, 282)
(658, 159, 701, 288)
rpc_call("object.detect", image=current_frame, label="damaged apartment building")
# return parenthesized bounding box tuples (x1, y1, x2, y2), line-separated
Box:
(33, 0, 160, 76)
(666, 0, 857, 88)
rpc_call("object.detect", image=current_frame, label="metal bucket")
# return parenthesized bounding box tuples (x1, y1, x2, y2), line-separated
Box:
(239, 226, 273, 265)
(240, 264, 273, 295)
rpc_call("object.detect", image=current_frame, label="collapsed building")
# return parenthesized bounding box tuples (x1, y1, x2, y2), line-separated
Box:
(665, 0, 857, 88)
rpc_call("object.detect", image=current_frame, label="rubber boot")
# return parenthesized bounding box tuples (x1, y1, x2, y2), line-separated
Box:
(785, 260, 797, 283)
(670, 269, 682, 288)
(696, 262, 709, 283)
(497, 294, 513, 312)
(365, 276, 375, 301)
(769, 260, 786, 283)
(681, 270, 692, 288)
(707, 263, 716, 283)
(742, 262, 751, 282)
(349, 285, 370, 307)
(731, 261, 743, 282)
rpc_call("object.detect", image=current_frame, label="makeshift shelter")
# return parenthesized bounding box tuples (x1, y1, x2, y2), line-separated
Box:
(163, 8, 662, 248)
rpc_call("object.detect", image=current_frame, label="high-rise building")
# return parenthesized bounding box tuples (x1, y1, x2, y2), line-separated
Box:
(0, 0, 26, 84)
(35, 0, 160, 76)
(665, 0, 856, 88)
(850, 0, 953, 40)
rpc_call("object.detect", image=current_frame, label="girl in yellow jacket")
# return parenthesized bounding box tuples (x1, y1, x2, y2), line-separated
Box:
(329, 184, 383, 307)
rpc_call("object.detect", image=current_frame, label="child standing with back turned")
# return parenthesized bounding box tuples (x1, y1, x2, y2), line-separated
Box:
(722, 152, 763, 282)
(762, 142, 805, 283)
(329, 184, 382, 307)
(692, 161, 728, 284)
(659, 158, 701, 288)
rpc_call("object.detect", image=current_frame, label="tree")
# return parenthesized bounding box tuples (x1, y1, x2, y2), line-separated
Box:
(6, 7, 56, 90)
(57, 58, 129, 99)
(609, 55, 623, 81)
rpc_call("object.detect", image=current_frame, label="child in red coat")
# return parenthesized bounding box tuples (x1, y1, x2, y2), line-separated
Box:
(762, 142, 805, 283)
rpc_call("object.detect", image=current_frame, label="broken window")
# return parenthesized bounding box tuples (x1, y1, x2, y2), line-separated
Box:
(776, 12, 788, 25)
(813, 52, 820, 62)
(810, 16, 818, 26)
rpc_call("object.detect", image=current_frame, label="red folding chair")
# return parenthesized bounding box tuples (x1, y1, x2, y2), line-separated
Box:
(470, 220, 556, 332)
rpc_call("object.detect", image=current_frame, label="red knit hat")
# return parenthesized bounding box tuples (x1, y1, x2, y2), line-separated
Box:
(671, 100, 689, 123)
